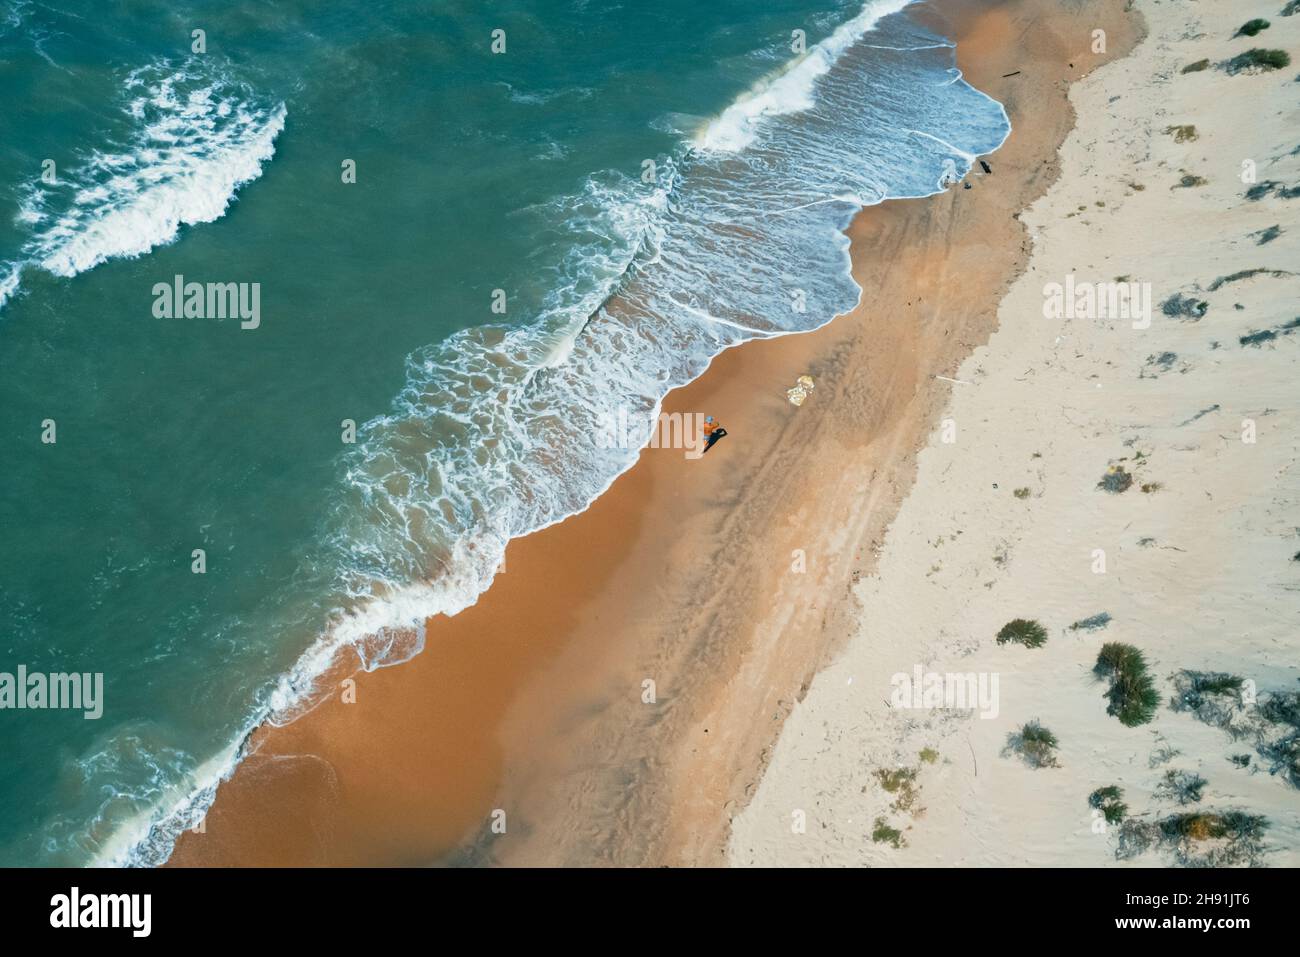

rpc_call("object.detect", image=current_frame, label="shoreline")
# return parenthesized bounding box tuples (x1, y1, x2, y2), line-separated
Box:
(167, 0, 1142, 867)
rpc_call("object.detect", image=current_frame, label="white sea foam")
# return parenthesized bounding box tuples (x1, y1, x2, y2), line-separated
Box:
(87, 737, 242, 869)
(695, 0, 914, 152)
(1, 62, 284, 313)
(0, 264, 21, 311)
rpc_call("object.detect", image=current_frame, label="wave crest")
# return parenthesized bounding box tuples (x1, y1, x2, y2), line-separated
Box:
(1, 60, 284, 312)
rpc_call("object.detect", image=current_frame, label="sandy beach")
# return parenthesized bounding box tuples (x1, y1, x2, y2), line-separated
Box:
(733, 0, 1300, 867)
(161, 0, 1300, 868)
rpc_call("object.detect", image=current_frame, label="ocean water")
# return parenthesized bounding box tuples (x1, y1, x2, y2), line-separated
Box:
(0, 0, 1008, 865)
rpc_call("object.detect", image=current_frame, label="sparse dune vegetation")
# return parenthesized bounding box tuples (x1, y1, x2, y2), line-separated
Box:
(996, 618, 1048, 648)
(1156, 769, 1208, 805)
(1170, 670, 1246, 727)
(1118, 810, 1268, 866)
(1089, 785, 1128, 823)
(1094, 643, 1160, 726)
(1069, 612, 1112, 632)
(1005, 721, 1060, 768)
(1097, 465, 1134, 493)
(1223, 48, 1291, 73)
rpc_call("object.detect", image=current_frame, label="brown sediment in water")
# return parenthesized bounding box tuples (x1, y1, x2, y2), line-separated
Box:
(167, 0, 1142, 867)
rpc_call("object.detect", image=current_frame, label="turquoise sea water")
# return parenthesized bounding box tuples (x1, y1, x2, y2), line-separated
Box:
(0, 0, 1008, 865)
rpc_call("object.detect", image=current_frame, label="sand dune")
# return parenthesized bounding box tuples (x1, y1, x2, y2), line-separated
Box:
(731, 0, 1300, 867)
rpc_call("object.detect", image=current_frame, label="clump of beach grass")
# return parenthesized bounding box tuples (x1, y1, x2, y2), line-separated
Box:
(1164, 124, 1198, 142)
(876, 767, 921, 813)
(1181, 59, 1210, 73)
(1235, 18, 1270, 37)
(1170, 670, 1246, 729)
(1175, 171, 1208, 189)
(1161, 292, 1208, 319)
(1251, 224, 1282, 245)
(1089, 785, 1128, 824)
(1256, 691, 1300, 786)
(872, 817, 905, 848)
(1097, 465, 1134, 494)
(1156, 769, 1208, 805)
(1224, 49, 1291, 74)
(1005, 720, 1060, 768)
(1013, 486, 1030, 499)
(1240, 329, 1278, 347)
(1149, 734, 1181, 769)
(1141, 351, 1177, 378)
(996, 618, 1047, 648)
(1094, 643, 1160, 726)
(919, 747, 939, 764)
(1168, 675, 1300, 787)
(1070, 612, 1112, 632)
(877, 767, 916, 793)
(1117, 810, 1268, 866)
(1243, 180, 1300, 201)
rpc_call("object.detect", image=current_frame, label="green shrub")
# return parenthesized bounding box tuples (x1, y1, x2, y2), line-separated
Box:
(1097, 465, 1134, 493)
(1119, 810, 1268, 865)
(1169, 670, 1248, 731)
(1089, 785, 1128, 823)
(1161, 293, 1208, 319)
(1171, 670, 1244, 712)
(1181, 59, 1210, 73)
(1089, 785, 1122, 805)
(1252, 224, 1282, 245)
(872, 817, 904, 848)
(996, 618, 1048, 648)
(1235, 19, 1269, 37)
(1094, 643, 1160, 726)
(1187, 672, 1244, 697)
(876, 767, 921, 813)
(1224, 49, 1291, 73)
(1159, 811, 1264, 844)
(1006, 720, 1060, 768)
(876, 767, 917, 793)
(1241, 329, 1278, 347)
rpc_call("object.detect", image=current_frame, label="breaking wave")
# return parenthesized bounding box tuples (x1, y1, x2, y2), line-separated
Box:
(0, 60, 284, 313)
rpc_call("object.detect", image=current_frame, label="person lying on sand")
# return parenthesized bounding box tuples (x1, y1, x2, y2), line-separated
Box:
(702, 416, 728, 454)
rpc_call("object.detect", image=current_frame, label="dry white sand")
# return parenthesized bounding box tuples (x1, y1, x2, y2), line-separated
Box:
(731, 0, 1300, 867)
